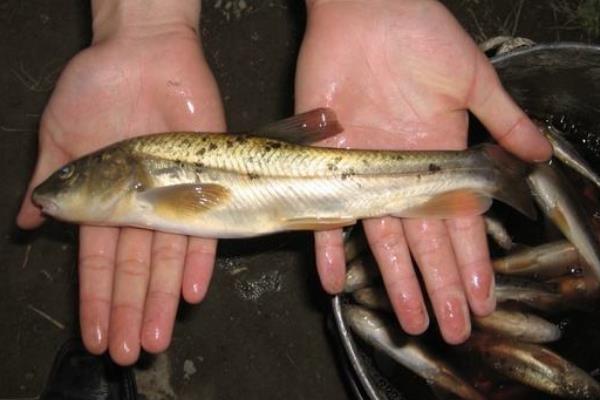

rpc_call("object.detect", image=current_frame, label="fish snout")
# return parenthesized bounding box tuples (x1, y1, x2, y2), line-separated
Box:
(32, 187, 59, 215)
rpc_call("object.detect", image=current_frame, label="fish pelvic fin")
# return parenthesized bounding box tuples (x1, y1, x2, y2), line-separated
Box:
(141, 183, 229, 220)
(480, 144, 537, 219)
(252, 108, 343, 144)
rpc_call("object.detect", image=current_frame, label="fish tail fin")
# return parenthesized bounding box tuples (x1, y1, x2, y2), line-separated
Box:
(479, 144, 537, 219)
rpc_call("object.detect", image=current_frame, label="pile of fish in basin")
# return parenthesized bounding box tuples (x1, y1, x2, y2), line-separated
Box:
(332, 43, 600, 400)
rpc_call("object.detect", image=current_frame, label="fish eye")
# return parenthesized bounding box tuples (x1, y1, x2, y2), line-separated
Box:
(57, 164, 74, 180)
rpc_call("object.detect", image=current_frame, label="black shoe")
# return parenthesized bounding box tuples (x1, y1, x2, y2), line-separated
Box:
(40, 339, 137, 400)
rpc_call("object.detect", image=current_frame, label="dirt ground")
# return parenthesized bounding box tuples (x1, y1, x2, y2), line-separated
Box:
(0, 0, 599, 399)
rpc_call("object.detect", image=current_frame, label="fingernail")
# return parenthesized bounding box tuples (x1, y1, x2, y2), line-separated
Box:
(396, 294, 429, 334)
(469, 273, 496, 314)
(440, 296, 470, 344)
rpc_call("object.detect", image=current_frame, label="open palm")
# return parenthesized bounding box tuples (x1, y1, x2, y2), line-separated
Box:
(17, 29, 225, 364)
(296, 0, 551, 343)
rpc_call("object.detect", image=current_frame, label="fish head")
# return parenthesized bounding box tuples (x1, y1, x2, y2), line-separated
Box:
(32, 147, 139, 223)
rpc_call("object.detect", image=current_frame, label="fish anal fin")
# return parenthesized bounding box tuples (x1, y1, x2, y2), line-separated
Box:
(143, 183, 229, 220)
(283, 217, 356, 231)
(399, 190, 492, 218)
(253, 108, 343, 144)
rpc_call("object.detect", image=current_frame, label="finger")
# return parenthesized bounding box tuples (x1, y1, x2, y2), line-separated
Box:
(17, 137, 69, 229)
(446, 216, 495, 317)
(182, 237, 218, 303)
(314, 229, 346, 294)
(363, 217, 429, 334)
(141, 232, 187, 353)
(467, 56, 552, 162)
(109, 228, 153, 365)
(404, 219, 471, 344)
(78, 225, 119, 355)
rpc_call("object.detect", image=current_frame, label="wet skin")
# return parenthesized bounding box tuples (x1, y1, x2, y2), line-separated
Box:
(17, 2, 226, 364)
(296, 0, 552, 344)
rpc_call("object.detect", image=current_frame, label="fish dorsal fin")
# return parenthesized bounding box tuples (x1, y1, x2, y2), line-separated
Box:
(398, 190, 492, 218)
(140, 183, 229, 220)
(253, 108, 343, 144)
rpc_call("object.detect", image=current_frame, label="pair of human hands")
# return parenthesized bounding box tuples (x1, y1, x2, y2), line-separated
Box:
(17, 0, 551, 365)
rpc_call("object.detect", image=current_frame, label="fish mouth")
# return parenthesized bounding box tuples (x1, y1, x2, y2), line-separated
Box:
(31, 192, 59, 215)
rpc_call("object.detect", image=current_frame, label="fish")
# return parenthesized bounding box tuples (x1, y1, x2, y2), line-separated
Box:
(343, 304, 485, 400)
(493, 240, 581, 279)
(352, 286, 391, 311)
(32, 108, 536, 238)
(465, 332, 600, 399)
(344, 257, 380, 293)
(472, 306, 561, 343)
(537, 121, 600, 189)
(484, 215, 514, 250)
(495, 274, 563, 312)
(527, 162, 600, 281)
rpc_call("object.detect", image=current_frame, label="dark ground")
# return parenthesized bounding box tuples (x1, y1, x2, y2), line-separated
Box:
(1, 0, 599, 399)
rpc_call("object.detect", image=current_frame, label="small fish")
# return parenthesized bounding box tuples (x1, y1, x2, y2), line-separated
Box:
(352, 286, 391, 311)
(528, 162, 600, 282)
(485, 215, 514, 250)
(32, 108, 535, 238)
(554, 274, 600, 304)
(343, 305, 485, 400)
(473, 306, 561, 343)
(493, 240, 581, 279)
(537, 121, 600, 189)
(344, 257, 380, 293)
(343, 229, 368, 263)
(465, 332, 600, 399)
(495, 274, 563, 312)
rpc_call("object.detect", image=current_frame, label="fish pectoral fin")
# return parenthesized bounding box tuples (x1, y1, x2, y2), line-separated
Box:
(141, 183, 229, 219)
(253, 108, 343, 144)
(282, 216, 356, 231)
(398, 190, 492, 218)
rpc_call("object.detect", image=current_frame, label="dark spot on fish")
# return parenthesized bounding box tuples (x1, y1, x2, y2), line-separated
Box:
(393, 155, 404, 161)
(196, 148, 206, 156)
(247, 172, 260, 180)
(226, 140, 234, 148)
(416, 174, 422, 180)
(361, 159, 370, 166)
(428, 163, 442, 173)
(327, 163, 338, 172)
(235, 135, 248, 143)
(197, 162, 205, 168)
(208, 143, 218, 151)
(264, 145, 272, 152)
(269, 142, 282, 149)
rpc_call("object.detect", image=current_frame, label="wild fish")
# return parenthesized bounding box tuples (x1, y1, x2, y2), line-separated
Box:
(344, 257, 380, 293)
(493, 240, 581, 279)
(465, 332, 600, 399)
(537, 121, 600, 189)
(32, 108, 535, 238)
(495, 274, 563, 312)
(484, 215, 514, 250)
(527, 162, 600, 281)
(472, 306, 561, 343)
(343, 304, 485, 400)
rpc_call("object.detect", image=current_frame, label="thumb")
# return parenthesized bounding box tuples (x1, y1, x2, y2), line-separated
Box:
(467, 56, 552, 162)
(17, 137, 69, 229)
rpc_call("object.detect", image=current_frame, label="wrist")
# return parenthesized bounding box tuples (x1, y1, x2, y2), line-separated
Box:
(91, 0, 201, 43)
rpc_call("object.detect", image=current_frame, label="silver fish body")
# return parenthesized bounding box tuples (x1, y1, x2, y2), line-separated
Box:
(343, 305, 485, 400)
(32, 110, 535, 239)
(493, 240, 581, 279)
(473, 306, 561, 343)
(466, 332, 600, 399)
(528, 162, 600, 281)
